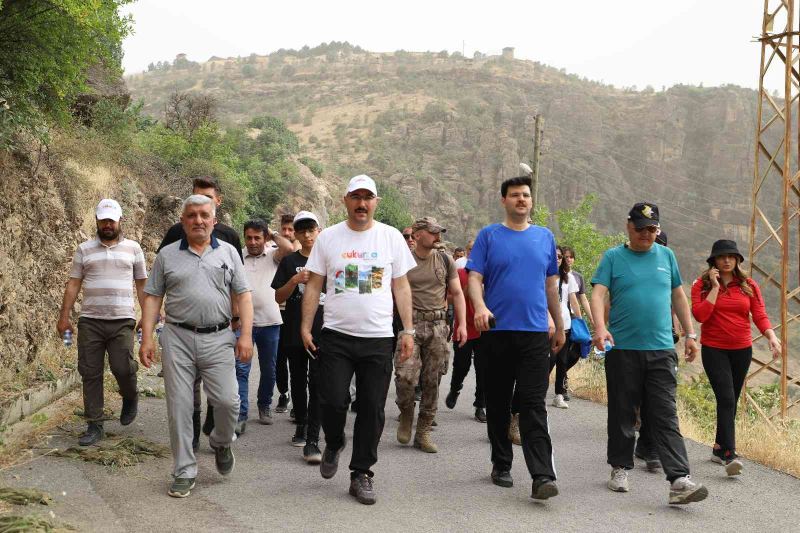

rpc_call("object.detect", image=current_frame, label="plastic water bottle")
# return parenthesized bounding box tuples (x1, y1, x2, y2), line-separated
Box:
(62, 329, 73, 347)
(136, 329, 143, 344)
(604, 341, 613, 352)
(155, 322, 163, 338)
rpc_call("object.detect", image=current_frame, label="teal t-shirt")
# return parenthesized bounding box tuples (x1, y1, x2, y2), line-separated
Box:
(591, 244, 681, 350)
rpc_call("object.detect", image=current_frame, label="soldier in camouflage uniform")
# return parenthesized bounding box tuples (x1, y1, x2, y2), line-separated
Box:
(395, 217, 467, 453)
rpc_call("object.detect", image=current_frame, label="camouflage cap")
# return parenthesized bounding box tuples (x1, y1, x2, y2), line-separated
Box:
(412, 216, 446, 234)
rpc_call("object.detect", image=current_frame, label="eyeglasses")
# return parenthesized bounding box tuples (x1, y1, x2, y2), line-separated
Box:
(347, 194, 377, 202)
(634, 226, 659, 234)
(403, 234, 414, 240)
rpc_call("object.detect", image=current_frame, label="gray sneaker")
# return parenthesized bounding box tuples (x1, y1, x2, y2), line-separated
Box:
(607, 467, 629, 492)
(725, 459, 743, 477)
(349, 473, 376, 505)
(213, 445, 235, 476)
(669, 476, 708, 505)
(259, 407, 273, 425)
(320, 441, 345, 479)
(168, 477, 195, 498)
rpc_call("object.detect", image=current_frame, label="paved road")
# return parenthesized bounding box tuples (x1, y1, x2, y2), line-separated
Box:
(3, 362, 799, 532)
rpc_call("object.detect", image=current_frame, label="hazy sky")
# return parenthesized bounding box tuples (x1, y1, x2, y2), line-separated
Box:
(122, 0, 765, 90)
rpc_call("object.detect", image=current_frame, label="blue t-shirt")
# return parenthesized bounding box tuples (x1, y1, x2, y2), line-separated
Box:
(466, 224, 557, 332)
(591, 244, 682, 350)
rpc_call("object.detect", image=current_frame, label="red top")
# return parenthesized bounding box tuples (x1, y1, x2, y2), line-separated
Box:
(455, 268, 480, 340)
(691, 276, 772, 350)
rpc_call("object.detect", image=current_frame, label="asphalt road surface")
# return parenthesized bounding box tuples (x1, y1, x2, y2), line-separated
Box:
(3, 361, 799, 532)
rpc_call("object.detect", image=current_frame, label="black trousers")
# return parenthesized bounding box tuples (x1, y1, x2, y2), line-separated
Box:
(483, 331, 556, 480)
(318, 328, 393, 477)
(276, 313, 289, 395)
(288, 346, 321, 442)
(605, 348, 690, 481)
(548, 330, 579, 395)
(701, 345, 752, 458)
(449, 338, 486, 408)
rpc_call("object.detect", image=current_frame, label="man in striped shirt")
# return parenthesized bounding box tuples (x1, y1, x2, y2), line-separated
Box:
(58, 199, 148, 446)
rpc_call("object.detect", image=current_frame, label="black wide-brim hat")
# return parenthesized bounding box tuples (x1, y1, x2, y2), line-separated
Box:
(707, 239, 745, 264)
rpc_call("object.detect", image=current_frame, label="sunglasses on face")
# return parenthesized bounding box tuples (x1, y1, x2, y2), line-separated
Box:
(403, 234, 414, 240)
(557, 254, 563, 259)
(634, 226, 659, 234)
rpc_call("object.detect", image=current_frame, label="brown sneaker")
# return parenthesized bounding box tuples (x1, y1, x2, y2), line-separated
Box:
(413, 415, 438, 453)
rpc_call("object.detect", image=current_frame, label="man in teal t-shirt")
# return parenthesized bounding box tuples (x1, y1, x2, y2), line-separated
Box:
(590, 202, 707, 506)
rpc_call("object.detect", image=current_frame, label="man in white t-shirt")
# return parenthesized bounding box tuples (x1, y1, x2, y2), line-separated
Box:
(301, 174, 416, 505)
(237, 219, 294, 433)
(454, 239, 473, 269)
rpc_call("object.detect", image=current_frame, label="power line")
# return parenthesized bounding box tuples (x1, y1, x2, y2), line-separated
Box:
(545, 147, 733, 231)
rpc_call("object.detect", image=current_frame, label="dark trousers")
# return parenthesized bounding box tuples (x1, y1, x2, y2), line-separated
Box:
(318, 328, 393, 477)
(605, 348, 690, 481)
(548, 329, 578, 395)
(449, 338, 486, 408)
(288, 346, 321, 442)
(77, 317, 138, 422)
(276, 315, 289, 395)
(483, 331, 556, 480)
(701, 345, 752, 458)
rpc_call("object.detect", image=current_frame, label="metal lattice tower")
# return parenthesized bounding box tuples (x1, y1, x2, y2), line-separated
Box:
(748, 0, 800, 420)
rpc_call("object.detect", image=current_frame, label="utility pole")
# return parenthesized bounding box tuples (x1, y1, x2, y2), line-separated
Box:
(747, 0, 800, 420)
(530, 114, 544, 210)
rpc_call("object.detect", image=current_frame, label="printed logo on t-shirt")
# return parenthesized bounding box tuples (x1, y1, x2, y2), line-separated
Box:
(335, 264, 385, 294)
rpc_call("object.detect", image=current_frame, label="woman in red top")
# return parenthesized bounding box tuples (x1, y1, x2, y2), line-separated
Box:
(691, 239, 780, 476)
(445, 267, 486, 423)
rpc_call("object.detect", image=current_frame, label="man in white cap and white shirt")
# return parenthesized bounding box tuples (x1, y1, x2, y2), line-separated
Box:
(58, 199, 148, 446)
(301, 175, 416, 505)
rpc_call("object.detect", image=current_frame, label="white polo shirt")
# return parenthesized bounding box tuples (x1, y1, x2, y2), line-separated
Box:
(243, 246, 283, 327)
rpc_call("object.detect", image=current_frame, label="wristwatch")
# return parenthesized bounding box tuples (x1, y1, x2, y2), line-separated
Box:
(399, 329, 416, 337)
(686, 333, 698, 341)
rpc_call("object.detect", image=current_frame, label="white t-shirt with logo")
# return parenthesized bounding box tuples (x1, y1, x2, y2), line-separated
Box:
(306, 221, 416, 337)
(559, 271, 579, 330)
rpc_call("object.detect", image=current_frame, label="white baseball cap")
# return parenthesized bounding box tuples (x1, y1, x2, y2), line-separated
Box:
(293, 210, 319, 227)
(95, 199, 122, 221)
(346, 174, 377, 196)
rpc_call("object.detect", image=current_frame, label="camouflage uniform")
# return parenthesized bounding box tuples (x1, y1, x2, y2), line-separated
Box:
(394, 221, 458, 452)
(394, 310, 450, 418)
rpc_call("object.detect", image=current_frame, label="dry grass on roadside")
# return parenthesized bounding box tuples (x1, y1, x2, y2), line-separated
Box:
(568, 357, 800, 478)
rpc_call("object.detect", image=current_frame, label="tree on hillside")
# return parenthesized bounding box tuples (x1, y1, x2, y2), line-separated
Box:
(164, 91, 217, 138)
(0, 0, 133, 147)
(556, 194, 626, 281)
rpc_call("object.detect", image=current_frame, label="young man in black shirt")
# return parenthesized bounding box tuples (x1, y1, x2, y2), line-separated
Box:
(156, 176, 243, 449)
(272, 211, 325, 463)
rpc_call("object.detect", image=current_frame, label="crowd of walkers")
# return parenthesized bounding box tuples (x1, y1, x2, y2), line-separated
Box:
(57, 171, 781, 506)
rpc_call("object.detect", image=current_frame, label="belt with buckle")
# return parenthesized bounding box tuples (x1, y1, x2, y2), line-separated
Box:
(412, 309, 447, 322)
(169, 321, 230, 334)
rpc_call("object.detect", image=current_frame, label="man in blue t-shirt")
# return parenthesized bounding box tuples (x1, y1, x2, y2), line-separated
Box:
(591, 202, 708, 506)
(467, 175, 565, 501)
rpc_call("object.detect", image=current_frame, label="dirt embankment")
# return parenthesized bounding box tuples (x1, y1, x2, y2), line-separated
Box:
(0, 141, 177, 400)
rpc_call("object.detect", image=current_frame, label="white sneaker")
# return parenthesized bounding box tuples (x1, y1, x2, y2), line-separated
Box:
(710, 454, 724, 465)
(552, 394, 569, 409)
(607, 467, 629, 492)
(725, 458, 743, 476)
(669, 475, 708, 505)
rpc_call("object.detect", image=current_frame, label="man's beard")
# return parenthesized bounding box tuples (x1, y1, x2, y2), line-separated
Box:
(97, 227, 120, 241)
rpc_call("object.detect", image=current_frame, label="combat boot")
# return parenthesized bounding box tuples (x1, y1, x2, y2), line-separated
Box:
(397, 407, 414, 444)
(414, 414, 438, 453)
